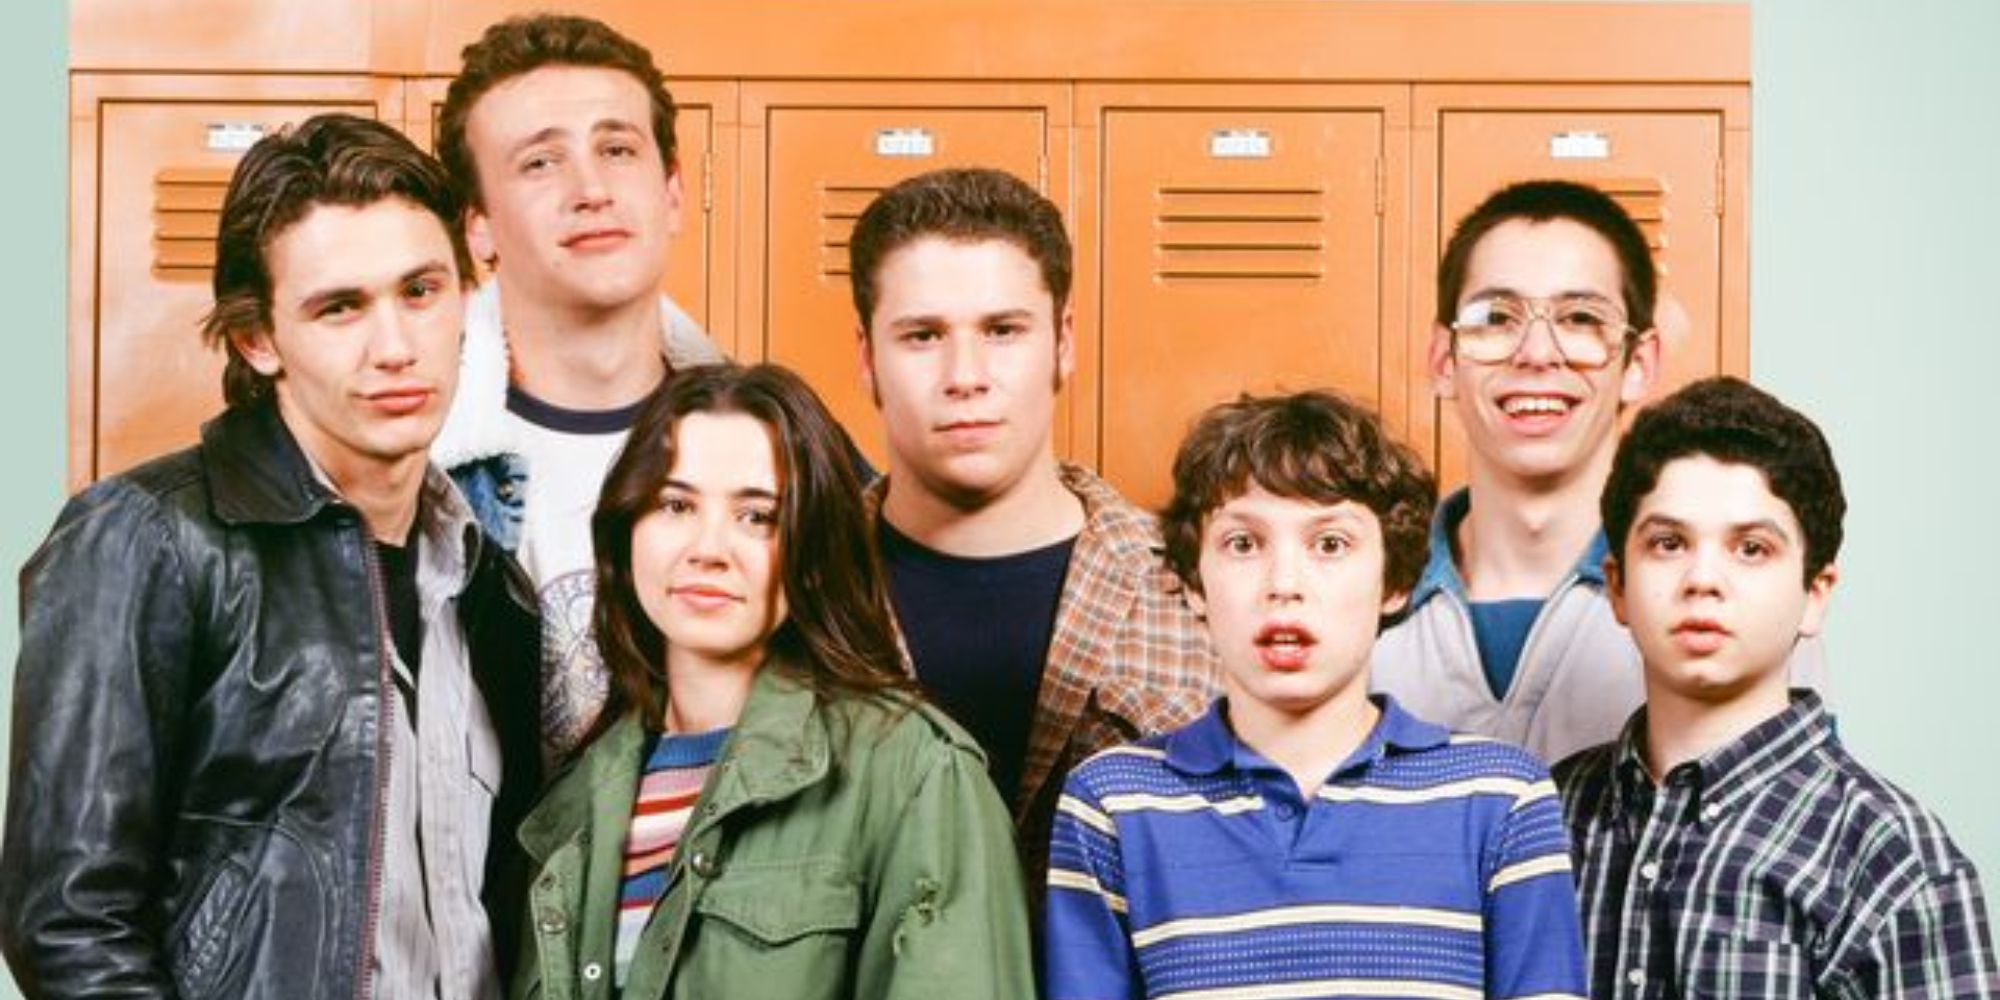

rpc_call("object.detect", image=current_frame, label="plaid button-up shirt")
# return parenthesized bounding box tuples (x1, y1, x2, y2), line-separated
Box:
(868, 463, 1219, 886)
(1556, 691, 2000, 998)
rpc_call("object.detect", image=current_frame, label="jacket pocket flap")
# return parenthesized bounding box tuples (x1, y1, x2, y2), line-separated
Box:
(695, 858, 862, 944)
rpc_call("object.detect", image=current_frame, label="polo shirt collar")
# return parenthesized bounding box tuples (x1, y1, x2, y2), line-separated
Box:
(1164, 694, 1451, 778)
(1407, 487, 1610, 610)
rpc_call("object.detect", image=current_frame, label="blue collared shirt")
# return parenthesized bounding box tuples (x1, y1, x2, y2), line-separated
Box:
(1045, 695, 1587, 999)
(1409, 487, 1610, 611)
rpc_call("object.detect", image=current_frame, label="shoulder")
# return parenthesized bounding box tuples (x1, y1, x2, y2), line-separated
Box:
(1060, 463, 1165, 564)
(37, 447, 208, 557)
(1817, 745, 1980, 888)
(821, 690, 990, 778)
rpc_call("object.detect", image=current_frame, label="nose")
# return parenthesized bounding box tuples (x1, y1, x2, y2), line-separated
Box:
(1680, 542, 1726, 596)
(1264, 541, 1304, 605)
(942, 332, 991, 399)
(1508, 312, 1565, 369)
(567, 155, 611, 213)
(368, 306, 417, 371)
(683, 508, 730, 568)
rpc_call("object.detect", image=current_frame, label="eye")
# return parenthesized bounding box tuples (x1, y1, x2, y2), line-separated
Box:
(738, 502, 779, 535)
(899, 326, 943, 345)
(1555, 297, 1619, 333)
(518, 151, 557, 176)
(1470, 295, 1529, 330)
(402, 275, 447, 305)
(986, 321, 1028, 340)
(1736, 536, 1776, 561)
(1642, 530, 1685, 555)
(315, 296, 362, 322)
(658, 493, 694, 516)
(1313, 533, 1351, 557)
(601, 139, 641, 160)
(1217, 531, 1257, 556)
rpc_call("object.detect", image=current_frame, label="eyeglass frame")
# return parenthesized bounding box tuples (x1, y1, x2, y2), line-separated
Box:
(1446, 292, 1653, 370)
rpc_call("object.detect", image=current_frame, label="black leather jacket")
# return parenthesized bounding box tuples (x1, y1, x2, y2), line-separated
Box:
(0, 402, 541, 999)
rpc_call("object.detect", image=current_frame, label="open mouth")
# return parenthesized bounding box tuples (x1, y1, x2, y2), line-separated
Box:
(1254, 622, 1317, 669)
(1497, 392, 1576, 417)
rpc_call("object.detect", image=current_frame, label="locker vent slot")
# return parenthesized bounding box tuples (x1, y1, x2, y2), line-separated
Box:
(1590, 177, 1670, 259)
(154, 167, 231, 281)
(817, 184, 888, 277)
(1154, 186, 1325, 281)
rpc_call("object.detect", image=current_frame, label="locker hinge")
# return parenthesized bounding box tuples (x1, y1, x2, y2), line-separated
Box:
(703, 150, 714, 214)
(1374, 157, 1386, 216)
(1713, 158, 1724, 217)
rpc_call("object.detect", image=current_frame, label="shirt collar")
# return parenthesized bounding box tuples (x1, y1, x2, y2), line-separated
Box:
(1164, 693, 1450, 778)
(1408, 487, 1609, 609)
(1612, 689, 1833, 812)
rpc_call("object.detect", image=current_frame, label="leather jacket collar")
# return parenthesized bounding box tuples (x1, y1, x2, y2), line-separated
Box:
(200, 401, 339, 527)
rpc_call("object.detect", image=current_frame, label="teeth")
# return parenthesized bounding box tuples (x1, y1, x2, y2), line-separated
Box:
(1503, 396, 1570, 416)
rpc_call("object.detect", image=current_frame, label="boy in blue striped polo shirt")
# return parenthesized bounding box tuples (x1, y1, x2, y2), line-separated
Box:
(1046, 390, 1586, 1000)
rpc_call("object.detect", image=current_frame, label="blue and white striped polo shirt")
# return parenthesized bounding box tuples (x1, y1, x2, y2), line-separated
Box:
(1045, 695, 1586, 1000)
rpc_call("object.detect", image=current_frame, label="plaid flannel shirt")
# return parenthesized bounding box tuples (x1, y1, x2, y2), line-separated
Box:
(1556, 691, 2000, 998)
(867, 463, 1218, 885)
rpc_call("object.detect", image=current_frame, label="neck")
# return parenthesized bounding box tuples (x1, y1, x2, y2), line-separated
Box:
(499, 286, 667, 410)
(1457, 450, 1611, 599)
(880, 455, 1085, 557)
(663, 650, 761, 735)
(1226, 688, 1379, 799)
(1642, 675, 1792, 780)
(278, 401, 427, 543)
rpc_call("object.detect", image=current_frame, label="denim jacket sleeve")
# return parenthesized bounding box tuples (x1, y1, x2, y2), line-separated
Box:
(0, 480, 194, 997)
(856, 735, 1036, 999)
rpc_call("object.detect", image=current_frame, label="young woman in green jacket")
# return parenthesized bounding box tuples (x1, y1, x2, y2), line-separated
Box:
(510, 364, 1035, 999)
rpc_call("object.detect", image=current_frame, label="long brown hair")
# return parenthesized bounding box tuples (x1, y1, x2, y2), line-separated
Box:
(591, 364, 913, 734)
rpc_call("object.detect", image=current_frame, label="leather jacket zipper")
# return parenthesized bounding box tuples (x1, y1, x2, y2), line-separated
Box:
(355, 526, 397, 1000)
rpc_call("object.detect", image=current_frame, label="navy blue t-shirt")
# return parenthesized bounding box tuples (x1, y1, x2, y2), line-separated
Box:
(1467, 598, 1543, 700)
(877, 521, 1076, 805)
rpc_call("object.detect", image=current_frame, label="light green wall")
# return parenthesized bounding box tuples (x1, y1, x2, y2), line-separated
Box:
(1, 4, 1995, 995)
(1752, 0, 2000, 922)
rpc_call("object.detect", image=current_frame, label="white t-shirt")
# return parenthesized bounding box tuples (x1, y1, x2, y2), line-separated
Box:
(506, 387, 644, 757)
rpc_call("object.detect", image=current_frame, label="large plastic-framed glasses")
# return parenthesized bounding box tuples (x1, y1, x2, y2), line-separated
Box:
(1449, 293, 1638, 369)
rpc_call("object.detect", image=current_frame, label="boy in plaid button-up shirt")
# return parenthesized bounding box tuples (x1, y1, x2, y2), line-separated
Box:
(1557, 377, 1998, 998)
(845, 168, 1219, 893)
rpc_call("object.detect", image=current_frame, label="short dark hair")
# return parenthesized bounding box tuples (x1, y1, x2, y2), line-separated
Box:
(202, 113, 473, 409)
(1601, 376, 1845, 586)
(847, 168, 1072, 329)
(438, 13, 678, 210)
(1162, 390, 1436, 601)
(591, 363, 915, 737)
(1436, 179, 1658, 336)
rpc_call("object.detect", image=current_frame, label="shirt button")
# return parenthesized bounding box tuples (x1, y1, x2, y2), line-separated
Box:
(689, 849, 719, 878)
(582, 962, 603, 982)
(1639, 861, 1660, 881)
(1274, 802, 1299, 820)
(537, 910, 568, 935)
(1702, 802, 1724, 822)
(1627, 969, 1646, 987)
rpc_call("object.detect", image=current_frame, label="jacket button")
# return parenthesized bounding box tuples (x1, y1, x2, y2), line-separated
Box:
(582, 962, 603, 982)
(537, 910, 568, 935)
(689, 849, 719, 878)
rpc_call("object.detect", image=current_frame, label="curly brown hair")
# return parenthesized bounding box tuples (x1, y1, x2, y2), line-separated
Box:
(437, 13, 678, 210)
(1162, 390, 1436, 602)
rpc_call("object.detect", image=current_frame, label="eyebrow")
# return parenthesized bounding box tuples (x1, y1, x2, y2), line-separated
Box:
(1462, 285, 1617, 303)
(294, 260, 451, 316)
(506, 118, 646, 160)
(882, 307, 1036, 331)
(661, 478, 780, 502)
(1633, 512, 1793, 541)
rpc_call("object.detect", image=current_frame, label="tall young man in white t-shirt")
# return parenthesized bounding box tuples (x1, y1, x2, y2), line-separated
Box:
(431, 14, 727, 758)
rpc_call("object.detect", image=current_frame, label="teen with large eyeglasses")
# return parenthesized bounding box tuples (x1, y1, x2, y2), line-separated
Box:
(1372, 178, 1826, 766)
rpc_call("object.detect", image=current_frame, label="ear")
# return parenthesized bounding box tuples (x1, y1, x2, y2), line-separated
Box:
(662, 170, 686, 239)
(1054, 303, 1076, 389)
(229, 325, 283, 377)
(466, 209, 496, 266)
(1603, 554, 1630, 626)
(1379, 589, 1410, 617)
(1796, 562, 1839, 638)
(1620, 329, 1662, 405)
(1427, 323, 1458, 400)
(1183, 582, 1206, 618)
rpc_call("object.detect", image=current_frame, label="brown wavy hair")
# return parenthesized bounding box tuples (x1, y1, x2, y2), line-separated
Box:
(591, 364, 915, 735)
(1162, 389, 1436, 604)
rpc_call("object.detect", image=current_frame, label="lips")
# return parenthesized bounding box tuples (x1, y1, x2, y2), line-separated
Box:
(1254, 621, 1317, 671)
(671, 583, 741, 613)
(934, 418, 1002, 448)
(1671, 617, 1731, 656)
(363, 386, 434, 417)
(560, 226, 631, 251)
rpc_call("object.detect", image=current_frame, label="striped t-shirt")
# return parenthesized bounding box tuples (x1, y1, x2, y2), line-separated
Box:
(1045, 695, 1586, 1000)
(616, 726, 730, 988)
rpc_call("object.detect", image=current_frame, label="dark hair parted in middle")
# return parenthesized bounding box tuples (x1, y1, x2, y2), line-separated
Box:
(1436, 178, 1658, 336)
(1162, 390, 1436, 600)
(203, 113, 474, 409)
(1601, 375, 1846, 586)
(846, 167, 1073, 328)
(591, 363, 915, 732)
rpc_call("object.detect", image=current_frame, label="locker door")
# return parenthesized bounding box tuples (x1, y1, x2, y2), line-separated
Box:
(405, 77, 739, 353)
(72, 75, 399, 486)
(748, 83, 1068, 470)
(1417, 88, 1745, 490)
(1097, 107, 1389, 510)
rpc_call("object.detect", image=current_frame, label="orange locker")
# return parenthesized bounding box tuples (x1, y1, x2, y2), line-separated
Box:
(1081, 85, 1409, 509)
(740, 82, 1071, 471)
(69, 74, 403, 486)
(1411, 85, 1749, 491)
(404, 77, 740, 354)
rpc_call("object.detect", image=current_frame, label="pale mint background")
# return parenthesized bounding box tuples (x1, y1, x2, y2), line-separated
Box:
(2, 3, 1997, 995)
